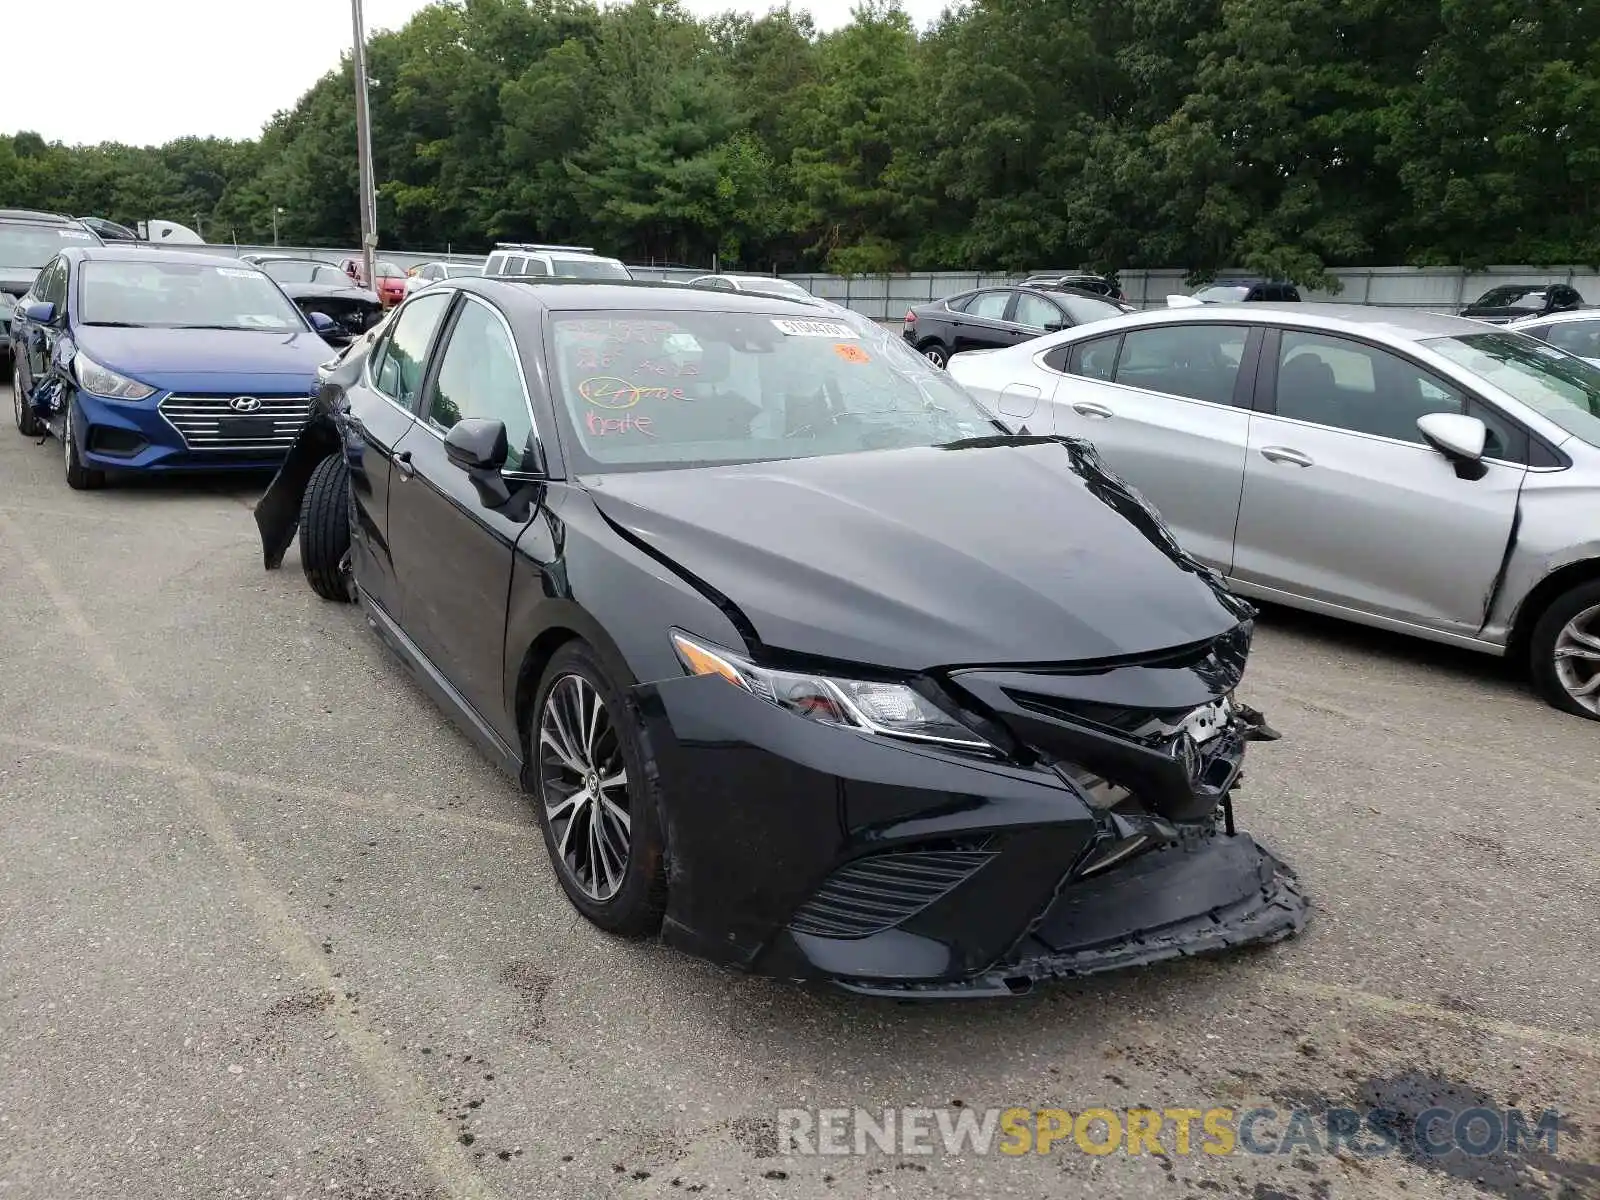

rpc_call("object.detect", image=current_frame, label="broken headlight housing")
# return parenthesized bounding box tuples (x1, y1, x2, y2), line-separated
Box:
(669, 630, 996, 752)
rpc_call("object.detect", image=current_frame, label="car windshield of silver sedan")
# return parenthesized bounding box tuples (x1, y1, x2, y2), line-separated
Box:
(0, 224, 97, 268)
(548, 309, 1000, 468)
(79, 260, 307, 332)
(1425, 330, 1600, 446)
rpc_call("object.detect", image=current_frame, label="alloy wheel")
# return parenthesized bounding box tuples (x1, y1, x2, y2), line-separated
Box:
(923, 346, 947, 369)
(63, 399, 73, 471)
(537, 674, 632, 901)
(1553, 602, 1600, 715)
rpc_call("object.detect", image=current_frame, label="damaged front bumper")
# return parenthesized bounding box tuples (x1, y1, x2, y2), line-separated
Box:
(635, 626, 1309, 996)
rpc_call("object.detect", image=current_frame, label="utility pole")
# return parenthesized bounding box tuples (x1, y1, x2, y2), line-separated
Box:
(351, 0, 378, 288)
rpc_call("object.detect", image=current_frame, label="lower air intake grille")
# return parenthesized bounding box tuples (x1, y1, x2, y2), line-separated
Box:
(788, 845, 997, 940)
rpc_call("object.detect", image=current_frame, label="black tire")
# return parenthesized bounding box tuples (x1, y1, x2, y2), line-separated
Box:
(62, 394, 105, 490)
(528, 641, 668, 937)
(1, 348, 13, 385)
(12, 361, 41, 437)
(1528, 577, 1600, 722)
(918, 340, 949, 369)
(298, 454, 355, 602)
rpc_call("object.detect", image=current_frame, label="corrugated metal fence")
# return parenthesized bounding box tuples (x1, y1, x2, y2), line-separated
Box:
(184, 243, 1600, 319)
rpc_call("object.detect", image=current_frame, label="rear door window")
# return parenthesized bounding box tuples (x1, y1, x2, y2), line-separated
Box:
(1113, 324, 1248, 405)
(1543, 319, 1600, 359)
(1013, 292, 1062, 329)
(966, 290, 1014, 321)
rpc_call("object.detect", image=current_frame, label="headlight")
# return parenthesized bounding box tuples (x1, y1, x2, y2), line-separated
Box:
(74, 353, 156, 401)
(669, 630, 996, 752)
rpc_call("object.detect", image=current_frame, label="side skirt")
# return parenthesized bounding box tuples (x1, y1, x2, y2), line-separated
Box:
(359, 587, 525, 783)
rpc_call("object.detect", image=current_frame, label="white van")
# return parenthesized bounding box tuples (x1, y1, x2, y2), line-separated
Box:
(481, 243, 631, 280)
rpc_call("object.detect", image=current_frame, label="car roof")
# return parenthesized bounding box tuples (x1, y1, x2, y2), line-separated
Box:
(455, 277, 825, 315)
(66, 246, 256, 268)
(1071, 302, 1491, 342)
(0, 208, 81, 226)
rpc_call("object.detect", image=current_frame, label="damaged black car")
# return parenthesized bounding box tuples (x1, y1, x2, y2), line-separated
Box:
(254, 279, 1308, 996)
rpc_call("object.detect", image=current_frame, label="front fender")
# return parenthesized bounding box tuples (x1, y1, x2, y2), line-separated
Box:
(255, 401, 343, 569)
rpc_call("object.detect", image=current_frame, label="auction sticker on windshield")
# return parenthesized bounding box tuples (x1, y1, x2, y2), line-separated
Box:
(216, 267, 261, 279)
(771, 318, 859, 339)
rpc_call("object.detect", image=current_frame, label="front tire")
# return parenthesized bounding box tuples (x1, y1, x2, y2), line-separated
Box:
(1529, 579, 1600, 721)
(529, 641, 667, 936)
(62, 395, 105, 490)
(298, 453, 355, 602)
(12, 358, 41, 437)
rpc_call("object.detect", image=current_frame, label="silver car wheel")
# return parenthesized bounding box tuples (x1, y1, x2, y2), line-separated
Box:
(537, 674, 631, 902)
(1553, 603, 1600, 714)
(63, 399, 73, 470)
(923, 346, 947, 369)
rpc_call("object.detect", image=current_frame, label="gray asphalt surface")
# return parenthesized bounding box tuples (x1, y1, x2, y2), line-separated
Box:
(1, 380, 1596, 1200)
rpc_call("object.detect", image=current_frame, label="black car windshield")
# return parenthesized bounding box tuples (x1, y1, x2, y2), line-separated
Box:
(1424, 331, 1600, 448)
(0, 223, 98, 268)
(547, 308, 1002, 470)
(1473, 286, 1545, 309)
(550, 258, 631, 280)
(79, 260, 307, 331)
(1192, 285, 1251, 302)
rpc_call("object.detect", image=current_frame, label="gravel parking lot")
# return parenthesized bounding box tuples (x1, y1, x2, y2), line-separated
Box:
(2, 380, 1597, 1200)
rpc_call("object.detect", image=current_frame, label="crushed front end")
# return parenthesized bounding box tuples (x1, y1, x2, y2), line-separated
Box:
(637, 619, 1308, 997)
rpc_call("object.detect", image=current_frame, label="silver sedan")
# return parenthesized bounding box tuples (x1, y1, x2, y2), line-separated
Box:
(949, 303, 1600, 720)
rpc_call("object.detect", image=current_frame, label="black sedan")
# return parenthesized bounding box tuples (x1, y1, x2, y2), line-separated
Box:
(1459, 283, 1583, 324)
(903, 285, 1128, 368)
(255, 280, 1307, 996)
(258, 257, 383, 344)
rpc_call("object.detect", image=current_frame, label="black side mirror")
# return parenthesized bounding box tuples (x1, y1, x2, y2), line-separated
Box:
(444, 418, 508, 471)
(1043, 320, 1066, 332)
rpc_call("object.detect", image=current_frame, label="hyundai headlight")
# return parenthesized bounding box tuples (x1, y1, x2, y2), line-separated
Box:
(669, 630, 995, 752)
(74, 353, 156, 401)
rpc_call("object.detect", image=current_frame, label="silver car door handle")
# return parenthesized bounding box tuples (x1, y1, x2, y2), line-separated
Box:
(1071, 401, 1114, 419)
(1260, 446, 1314, 467)
(394, 449, 415, 479)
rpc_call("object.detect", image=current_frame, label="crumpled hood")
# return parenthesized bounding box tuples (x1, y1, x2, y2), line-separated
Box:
(73, 326, 329, 392)
(586, 438, 1248, 672)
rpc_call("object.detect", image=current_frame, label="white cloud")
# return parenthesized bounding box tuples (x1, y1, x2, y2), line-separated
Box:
(3, 0, 952, 148)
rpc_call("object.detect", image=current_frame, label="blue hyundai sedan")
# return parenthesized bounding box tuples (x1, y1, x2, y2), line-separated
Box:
(11, 246, 339, 489)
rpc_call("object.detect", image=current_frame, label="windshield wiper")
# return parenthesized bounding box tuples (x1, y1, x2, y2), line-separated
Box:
(82, 321, 147, 328)
(169, 324, 281, 332)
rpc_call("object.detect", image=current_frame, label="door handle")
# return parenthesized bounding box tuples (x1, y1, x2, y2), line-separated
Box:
(1071, 401, 1114, 419)
(394, 449, 415, 479)
(1260, 446, 1314, 467)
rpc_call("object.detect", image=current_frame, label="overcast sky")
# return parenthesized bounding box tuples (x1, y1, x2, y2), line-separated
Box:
(5, 0, 948, 148)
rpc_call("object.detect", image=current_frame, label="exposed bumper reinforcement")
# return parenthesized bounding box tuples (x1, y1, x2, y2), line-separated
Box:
(833, 830, 1308, 998)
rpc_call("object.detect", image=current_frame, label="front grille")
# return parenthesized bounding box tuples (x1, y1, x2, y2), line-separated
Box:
(158, 394, 312, 451)
(788, 844, 997, 939)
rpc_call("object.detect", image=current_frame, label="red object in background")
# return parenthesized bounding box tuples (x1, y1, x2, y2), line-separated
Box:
(376, 274, 406, 308)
